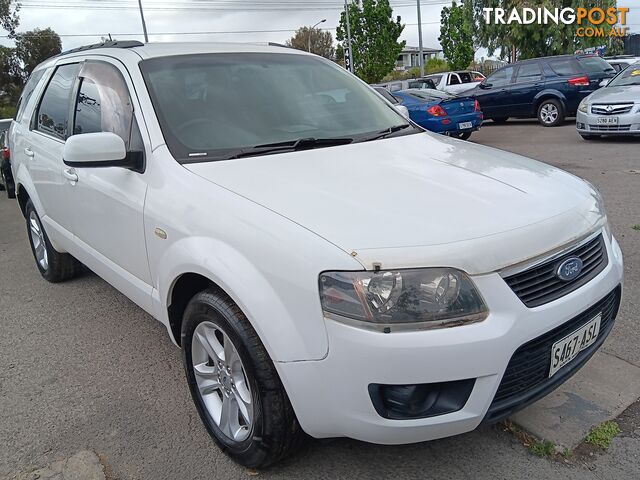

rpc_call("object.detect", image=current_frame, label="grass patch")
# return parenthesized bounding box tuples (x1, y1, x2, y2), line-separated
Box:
(585, 421, 621, 449)
(633, 225, 640, 231)
(529, 439, 556, 457)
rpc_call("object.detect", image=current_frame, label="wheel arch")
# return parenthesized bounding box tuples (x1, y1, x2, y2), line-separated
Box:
(533, 90, 566, 114)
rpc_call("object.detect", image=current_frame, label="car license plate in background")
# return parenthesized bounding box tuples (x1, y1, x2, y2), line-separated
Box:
(597, 117, 618, 125)
(549, 314, 601, 378)
(458, 121, 473, 129)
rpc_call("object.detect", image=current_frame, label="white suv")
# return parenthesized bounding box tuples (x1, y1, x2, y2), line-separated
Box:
(10, 41, 623, 468)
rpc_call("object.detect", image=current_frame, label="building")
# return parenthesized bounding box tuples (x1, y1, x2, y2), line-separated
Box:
(624, 34, 640, 56)
(396, 46, 443, 71)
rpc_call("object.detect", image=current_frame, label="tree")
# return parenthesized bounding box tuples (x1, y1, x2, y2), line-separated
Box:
(473, 0, 620, 62)
(286, 27, 335, 59)
(336, 0, 405, 83)
(439, 0, 475, 69)
(15, 28, 62, 76)
(0, 0, 20, 38)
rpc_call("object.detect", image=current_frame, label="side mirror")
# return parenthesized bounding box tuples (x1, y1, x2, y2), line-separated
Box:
(63, 132, 135, 169)
(479, 82, 492, 89)
(599, 79, 610, 87)
(395, 104, 409, 119)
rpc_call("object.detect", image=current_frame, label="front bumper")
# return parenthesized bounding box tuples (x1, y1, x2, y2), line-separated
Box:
(278, 232, 624, 444)
(576, 109, 640, 135)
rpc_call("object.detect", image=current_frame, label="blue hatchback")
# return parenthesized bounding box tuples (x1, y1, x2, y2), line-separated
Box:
(392, 89, 483, 140)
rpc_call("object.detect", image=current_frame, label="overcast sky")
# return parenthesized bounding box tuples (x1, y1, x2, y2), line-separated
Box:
(1, 0, 638, 60)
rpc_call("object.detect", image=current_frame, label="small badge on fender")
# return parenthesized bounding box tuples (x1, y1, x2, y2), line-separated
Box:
(154, 228, 167, 240)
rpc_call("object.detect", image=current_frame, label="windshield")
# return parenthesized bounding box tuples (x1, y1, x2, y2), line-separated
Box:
(403, 89, 453, 101)
(140, 53, 411, 162)
(607, 64, 640, 87)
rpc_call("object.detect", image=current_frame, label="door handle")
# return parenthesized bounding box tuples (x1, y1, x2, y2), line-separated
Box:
(24, 147, 34, 158)
(63, 168, 79, 184)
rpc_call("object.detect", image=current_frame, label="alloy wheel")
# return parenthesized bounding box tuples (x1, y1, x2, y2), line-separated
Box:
(29, 211, 48, 270)
(540, 103, 559, 124)
(191, 321, 254, 442)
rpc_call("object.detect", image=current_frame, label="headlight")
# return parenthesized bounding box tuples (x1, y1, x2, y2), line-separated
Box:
(578, 101, 588, 113)
(319, 268, 488, 332)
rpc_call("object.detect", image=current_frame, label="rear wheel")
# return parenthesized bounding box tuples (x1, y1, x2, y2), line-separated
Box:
(25, 200, 82, 282)
(492, 117, 509, 124)
(537, 99, 564, 127)
(182, 289, 305, 468)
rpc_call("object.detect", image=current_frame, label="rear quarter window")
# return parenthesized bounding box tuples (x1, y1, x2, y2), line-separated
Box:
(548, 59, 581, 76)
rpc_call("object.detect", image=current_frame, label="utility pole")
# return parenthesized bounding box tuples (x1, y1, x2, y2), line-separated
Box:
(138, 0, 149, 43)
(417, 0, 424, 77)
(344, 0, 354, 73)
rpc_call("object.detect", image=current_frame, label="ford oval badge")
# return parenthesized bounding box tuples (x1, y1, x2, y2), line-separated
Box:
(556, 257, 583, 282)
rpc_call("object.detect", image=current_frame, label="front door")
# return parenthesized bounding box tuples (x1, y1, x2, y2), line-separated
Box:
(64, 58, 152, 299)
(475, 66, 515, 119)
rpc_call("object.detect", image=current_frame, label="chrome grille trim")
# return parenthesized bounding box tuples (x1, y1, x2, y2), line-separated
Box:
(591, 104, 634, 115)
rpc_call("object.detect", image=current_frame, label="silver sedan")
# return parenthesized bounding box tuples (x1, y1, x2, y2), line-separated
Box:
(576, 62, 640, 139)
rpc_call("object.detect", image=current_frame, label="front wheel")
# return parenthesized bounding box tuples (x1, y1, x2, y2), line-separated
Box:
(537, 99, 564, 127)
(182, 289, 305, 468)
(25, 200, 82, 282)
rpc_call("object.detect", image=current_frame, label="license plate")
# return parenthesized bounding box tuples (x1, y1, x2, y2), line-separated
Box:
(549, 314, 601, 378)
(458, 121, 473, 129)
(596, 117, 618, 125)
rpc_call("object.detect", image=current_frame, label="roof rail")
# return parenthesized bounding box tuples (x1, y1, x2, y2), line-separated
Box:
(58, 40, 144, 57)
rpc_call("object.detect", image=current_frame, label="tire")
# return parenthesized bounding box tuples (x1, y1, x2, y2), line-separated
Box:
(580, 133, 600, 140)
(454, 131, 472, 140)
(182, 289, 305, 468)
(492, 117, 509, 124)
(25, 200, 82, 282)
(537, 99, 564, 127)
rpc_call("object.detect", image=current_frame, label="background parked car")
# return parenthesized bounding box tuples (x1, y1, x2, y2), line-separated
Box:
(0, 119, 14, 198)
(605, 55, 640, 73)
(392, 88, 482, 140)
(472, 54, 616, 126)
(424, 70, 485, 95)
(373, 78, 436, 92)
(576, 62, 640, 139)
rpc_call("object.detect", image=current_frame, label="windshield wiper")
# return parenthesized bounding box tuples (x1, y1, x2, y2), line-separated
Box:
(357, 123, 416, 143)
(227, 137, 354, 159)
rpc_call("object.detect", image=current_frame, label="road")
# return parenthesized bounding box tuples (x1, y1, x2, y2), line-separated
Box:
(1, 121, 639, 479)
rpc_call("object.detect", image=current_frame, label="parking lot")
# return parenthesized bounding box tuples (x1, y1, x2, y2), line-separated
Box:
(1, 121, 639, 480)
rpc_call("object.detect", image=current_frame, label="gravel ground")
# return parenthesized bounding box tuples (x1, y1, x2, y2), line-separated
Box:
(1, 120, 638, 479)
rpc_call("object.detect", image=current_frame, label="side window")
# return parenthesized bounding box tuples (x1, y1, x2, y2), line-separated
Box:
(515, 63, 543, 83)
(16, 69, 46, 122)
(548, 59, 580, 76)
(448, 74, 461, 85)
(74, 61, 134, 148)
(458, 72, 472, 83)
(35, 64, 79, 140)
(487, 66, 514, 87)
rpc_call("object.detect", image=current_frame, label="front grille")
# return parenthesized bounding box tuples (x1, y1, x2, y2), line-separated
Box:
(591, 104, 634, 115)
(588, 124, 632, 132)
(484, 286, 621, 424)
(504, 234, 607, 308)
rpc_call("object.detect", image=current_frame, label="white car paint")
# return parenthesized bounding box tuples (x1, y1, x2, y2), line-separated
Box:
(11, 43, 623, 445)
(427, 70, 484, 95)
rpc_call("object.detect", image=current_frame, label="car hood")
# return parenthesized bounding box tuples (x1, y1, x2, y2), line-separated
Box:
(587, 85, 640, 103)
(185, 133, 604, 273)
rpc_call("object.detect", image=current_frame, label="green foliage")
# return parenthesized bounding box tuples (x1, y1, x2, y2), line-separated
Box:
(425, 57, 450, 73)
(472, 0, 619, 61)
(0, 0, 20, 38)
(585, 421, 621, 449)
(528, 439, 555, 457)
(633, 225, 640, 231)
(15, 28, 62, 76)
(336, 0, 406, 83)
(286, 27, 335, 59)
(439, 0, 475, 70)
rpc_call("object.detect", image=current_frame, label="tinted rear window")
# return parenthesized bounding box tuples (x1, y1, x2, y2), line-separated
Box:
(577, 56, 615, 74)
(548, 59, 581, 76)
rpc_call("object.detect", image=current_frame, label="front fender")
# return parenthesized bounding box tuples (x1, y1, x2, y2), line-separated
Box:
(155, 235, 349, 362)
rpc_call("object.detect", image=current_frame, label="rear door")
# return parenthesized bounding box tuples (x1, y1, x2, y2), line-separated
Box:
(27, 62, 80, 235)
(545, 57, 591, 113)
(474, 65, 515, 118)
(510, 62, 545, 116)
